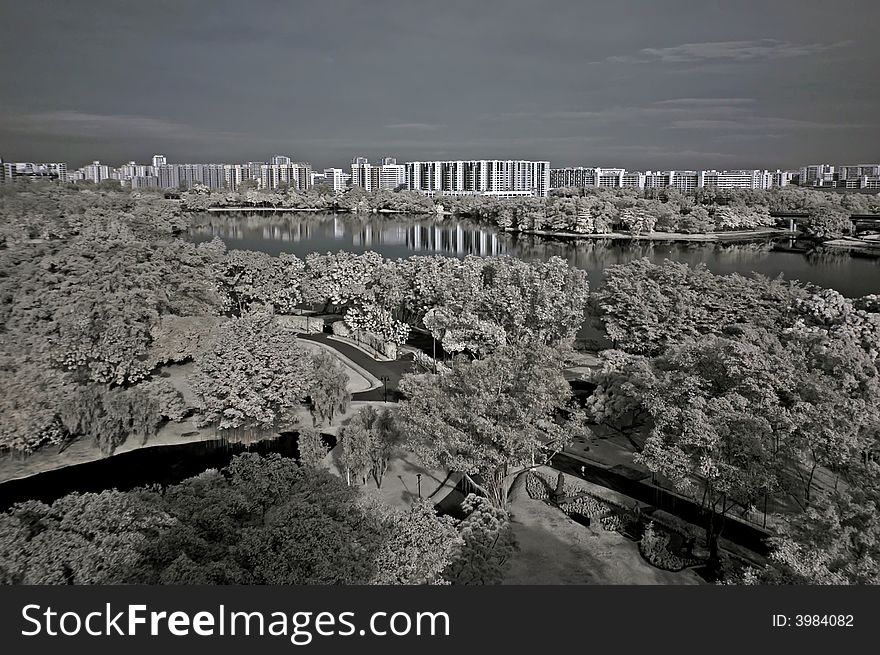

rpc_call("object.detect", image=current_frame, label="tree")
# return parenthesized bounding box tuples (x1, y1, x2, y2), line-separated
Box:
(444, 494, 516, 584)
(397, 343, 583, 508)
(297, 426, 329, 468)
(760, 475, 880, 585)
(0, 492, 174, 584)
(619, 206, 657, 236)
(308, 350, 351, 424)
(593, 323, 878, 574)
(58, 384, 162, 455)
(369, 408, 403, 488)
(338, 407, 376, 486)
(189, 313, 312, 437)
(219, 249, 304, 315)
(627, 336, 787, 572)
(593, 259, 808, 355)
(803, 205, 853, 240)
(136, 454, 459, 585)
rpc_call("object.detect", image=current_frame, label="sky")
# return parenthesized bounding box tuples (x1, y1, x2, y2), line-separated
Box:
(0, 0, 877, 170)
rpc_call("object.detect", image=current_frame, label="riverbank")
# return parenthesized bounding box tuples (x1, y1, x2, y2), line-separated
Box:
(499, 226, 795, 242)
(0, 340, 382, 485)
(824, 233, 880, 254)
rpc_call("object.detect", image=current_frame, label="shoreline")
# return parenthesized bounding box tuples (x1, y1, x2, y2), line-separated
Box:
(194, 207, 805, 243)
(499, 226, 796, 242)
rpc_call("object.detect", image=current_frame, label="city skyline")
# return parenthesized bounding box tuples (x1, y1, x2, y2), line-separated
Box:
(6, 154, 880, 192)
(1, 0, 878, 169)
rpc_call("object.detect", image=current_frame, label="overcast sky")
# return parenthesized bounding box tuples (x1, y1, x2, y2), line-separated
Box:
(1, 0, 877, 170)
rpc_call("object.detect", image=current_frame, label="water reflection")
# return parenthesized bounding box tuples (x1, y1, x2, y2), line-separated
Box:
(187, 212, 880, 297)
(189, 213, 507, 258)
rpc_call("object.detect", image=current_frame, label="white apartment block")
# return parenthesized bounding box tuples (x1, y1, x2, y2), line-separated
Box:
(350, 157, 407, 192)
(323, 168, 347, 192)
(551, 167, 647, 189)
(699, 169, 773, 190)
(642, 171, 700, 192)
(5, 161, 68, 182)
(82, 161, 114, 184)
(406, 160, 550, 197)
(259, 162, 312, 191)
(771, 170, 795, 187)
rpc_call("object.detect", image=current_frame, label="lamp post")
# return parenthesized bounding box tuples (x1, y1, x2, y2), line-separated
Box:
(417, 473, 422, 498)
(379, 375, 389, 403)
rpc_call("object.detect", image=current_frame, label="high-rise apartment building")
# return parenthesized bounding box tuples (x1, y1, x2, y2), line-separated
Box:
(642, 170, 700, 192)
(323, 168, 347, 192)
(699, 170, 773, 190)
(82, 161, 114, 184)
(151, 154, 167, 169)
(350, 157, 407, 192)
(550, 166, 645, 189)
(5, 162, 69, 182)
(260, 162, 312, 191)
(406, 160, 550, 197)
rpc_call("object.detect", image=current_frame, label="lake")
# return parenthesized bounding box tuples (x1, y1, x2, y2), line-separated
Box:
(187, 211, 880, 298)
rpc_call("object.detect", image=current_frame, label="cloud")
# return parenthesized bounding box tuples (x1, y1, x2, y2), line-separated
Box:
(653, 98, 756, 106)
(668, 117, 863, 131)
(606, 39, 851, 64)
(0, 108, 246, 143)
(383, 122, 444, 131)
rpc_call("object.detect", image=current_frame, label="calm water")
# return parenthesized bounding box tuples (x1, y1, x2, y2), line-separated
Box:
(188, 211, 880, 297)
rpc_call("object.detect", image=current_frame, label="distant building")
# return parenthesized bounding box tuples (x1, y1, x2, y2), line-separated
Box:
(4, 161, 69, 182)
(223, 164, 250, 190)
(699, 169, 773, 190)
(152, 154, 167, 169)
(323, 168, 347, 192)
(82, 161, 114, 184)
(551, 167, 647, 189)
(130, 176, 159, 189)
(797, 163, 880, 188)
(770, 170, 795, 187)
(642, 170, 700, 192)
(406, 160, 550, 197)
(260, 161, 312, 191)
(350, 157, 407, 192)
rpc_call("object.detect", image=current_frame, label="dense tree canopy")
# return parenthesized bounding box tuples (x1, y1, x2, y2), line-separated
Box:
(593, 259, 809, 355)
(189, 313, 313, 435)
(398, 344, 584, 507)
(589, 259, 880, 578)
(0, 454, 461, 585)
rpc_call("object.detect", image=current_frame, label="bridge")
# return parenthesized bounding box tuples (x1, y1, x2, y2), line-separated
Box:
(769, 211, 880, 234)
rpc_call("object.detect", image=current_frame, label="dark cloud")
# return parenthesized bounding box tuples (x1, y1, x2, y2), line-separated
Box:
(605, 39, 851, 64)
(0, 0, 876, 169)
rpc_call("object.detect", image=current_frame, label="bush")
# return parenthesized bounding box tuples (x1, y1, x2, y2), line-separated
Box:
(638, 521, 695, 571)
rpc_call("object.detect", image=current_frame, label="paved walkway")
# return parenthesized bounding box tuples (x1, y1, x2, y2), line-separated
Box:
(299, 333, 415, 401)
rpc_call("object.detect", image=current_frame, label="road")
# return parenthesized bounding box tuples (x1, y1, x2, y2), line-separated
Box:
(298, 333, 415, 401)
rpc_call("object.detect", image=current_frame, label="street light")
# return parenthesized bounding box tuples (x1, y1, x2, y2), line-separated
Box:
(417, 473, 422, 498)
(379, 375, 389, 403)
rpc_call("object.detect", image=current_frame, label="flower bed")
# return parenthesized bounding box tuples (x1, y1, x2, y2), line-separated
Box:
(638, 521, 700, 572)
(528, 471, 631, 533)
(558, 494, 612, 519)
